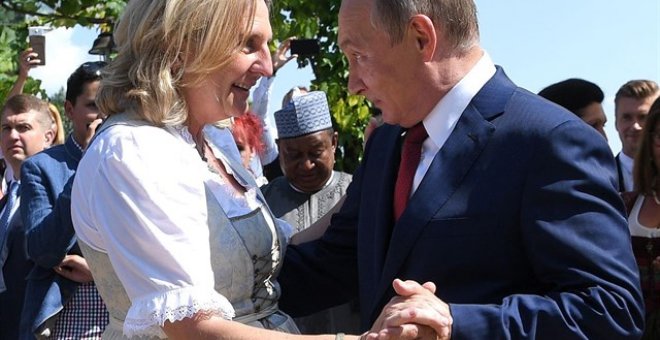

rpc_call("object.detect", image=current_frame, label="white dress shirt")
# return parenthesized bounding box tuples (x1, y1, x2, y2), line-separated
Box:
(412, 52, 496, 194)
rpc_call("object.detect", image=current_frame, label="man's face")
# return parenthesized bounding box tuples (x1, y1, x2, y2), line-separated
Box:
(65, 80, 101, 139)
(278, 130, 337, 193)
(1, 109, 52, 170)
(615, 95, 657, 157)
(338, 0, 423, 128)
(578, 102, 607, 140)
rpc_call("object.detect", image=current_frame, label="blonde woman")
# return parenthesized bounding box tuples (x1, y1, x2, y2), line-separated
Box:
(68, 0, 406, 339)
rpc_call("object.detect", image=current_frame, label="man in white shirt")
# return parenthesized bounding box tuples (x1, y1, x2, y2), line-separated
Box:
(614, 79, 660, 192)
(0, 94, 54, 340)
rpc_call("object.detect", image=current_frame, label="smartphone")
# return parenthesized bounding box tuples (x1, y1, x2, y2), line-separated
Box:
(290, 39, 320, 56)
(29, 35, 46, 65)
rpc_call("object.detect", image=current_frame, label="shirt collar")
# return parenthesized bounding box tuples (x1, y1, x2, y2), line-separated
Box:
(619, 152, 634, 174)
(422, 51, 496, 149)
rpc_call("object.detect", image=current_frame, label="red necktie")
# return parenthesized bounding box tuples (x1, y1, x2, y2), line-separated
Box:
(393, 123, 428, 220)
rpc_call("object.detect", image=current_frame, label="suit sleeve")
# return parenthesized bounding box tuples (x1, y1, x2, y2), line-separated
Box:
(449, 120, 644, 339)
(20, 160, 76, 269)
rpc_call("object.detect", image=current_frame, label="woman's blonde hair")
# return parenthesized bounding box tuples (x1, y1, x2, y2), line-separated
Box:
(48, 103, 65, 145)
(97, 0, 266, 126)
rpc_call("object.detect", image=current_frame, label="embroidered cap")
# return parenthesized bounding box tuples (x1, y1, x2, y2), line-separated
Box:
(275, 91, 332, 139)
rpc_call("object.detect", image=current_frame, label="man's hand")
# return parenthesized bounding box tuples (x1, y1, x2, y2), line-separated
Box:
(366, 279, 453, 340)
(54, 255, 94, 283)
(83, 117, 104, 147)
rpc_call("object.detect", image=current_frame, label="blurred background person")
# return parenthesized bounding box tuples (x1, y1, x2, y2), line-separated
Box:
(622, 97, 660, 340)
(231, 112, 268, 185)
(0, 49, 65, 198)
(538, 78, 607, 139)
(614, 80, 660, 192)
(261, 91, 358, 334)
(8, 48, 65, 146)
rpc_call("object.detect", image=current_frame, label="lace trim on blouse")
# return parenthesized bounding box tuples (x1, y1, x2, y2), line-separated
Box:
(124, 286, 235, 338)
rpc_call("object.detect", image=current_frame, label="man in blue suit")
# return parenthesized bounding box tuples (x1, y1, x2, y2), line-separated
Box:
(19, 62, 108, 339)
(278, 0, 645, 338)
(0, 95, 54, 340)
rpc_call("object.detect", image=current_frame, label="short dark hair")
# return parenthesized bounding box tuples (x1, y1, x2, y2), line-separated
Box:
(538, 78, 604, 118)
(65, 61, 106, 104)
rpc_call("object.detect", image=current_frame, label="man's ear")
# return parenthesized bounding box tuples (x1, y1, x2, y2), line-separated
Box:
(408, 14, 437, 62)
(44, 129, 55, 147)
(64, 100, 74, 119)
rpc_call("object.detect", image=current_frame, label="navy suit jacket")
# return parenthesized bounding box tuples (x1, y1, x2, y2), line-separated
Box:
(0, 182, 31, 340)
(18, 136, 82, 339)
(279, 68, 645, 339)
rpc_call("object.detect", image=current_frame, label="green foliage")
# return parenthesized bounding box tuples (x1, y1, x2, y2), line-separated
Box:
(0, 1, 369, 172)
(272, 0, 371, 173)
(0, 0, 125, 123)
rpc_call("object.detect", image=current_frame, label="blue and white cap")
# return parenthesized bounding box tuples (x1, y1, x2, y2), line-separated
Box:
(275, 91, 332, 139)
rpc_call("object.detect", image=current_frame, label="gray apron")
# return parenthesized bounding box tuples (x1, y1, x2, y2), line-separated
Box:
(79, 113, 298, 339)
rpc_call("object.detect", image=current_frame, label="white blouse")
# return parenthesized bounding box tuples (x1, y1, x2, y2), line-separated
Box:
(628, 195, 660, 238)
(71, 122, 267, 336)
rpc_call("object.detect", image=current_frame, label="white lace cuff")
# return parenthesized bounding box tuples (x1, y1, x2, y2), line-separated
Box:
(124, 286, 235, 338)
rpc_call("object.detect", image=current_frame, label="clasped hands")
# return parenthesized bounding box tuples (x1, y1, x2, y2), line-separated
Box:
(363, 279, 452, 340)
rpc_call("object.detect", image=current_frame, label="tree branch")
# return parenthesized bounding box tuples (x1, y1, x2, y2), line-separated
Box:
(0, 1, 113, 25)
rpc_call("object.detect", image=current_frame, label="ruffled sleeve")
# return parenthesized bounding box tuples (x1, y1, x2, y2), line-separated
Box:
(72, 124, 235, 338)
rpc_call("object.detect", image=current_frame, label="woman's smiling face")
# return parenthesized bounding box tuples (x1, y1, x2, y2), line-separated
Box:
(182, 0, 273, 124)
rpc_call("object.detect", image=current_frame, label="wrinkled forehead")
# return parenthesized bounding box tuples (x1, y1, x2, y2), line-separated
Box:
(338, 0, 375, 48)
(1, 109, 40, 124)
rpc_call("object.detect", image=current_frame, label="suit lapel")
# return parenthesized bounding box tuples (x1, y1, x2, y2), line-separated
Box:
(368, 67, 515, 320)
(369, 106, 495, 319)
(361, 125, 404, 294)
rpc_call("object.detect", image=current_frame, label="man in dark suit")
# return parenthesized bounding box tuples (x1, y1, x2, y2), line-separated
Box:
(0, 95, 54, 339)
(278, 0, 644, 338)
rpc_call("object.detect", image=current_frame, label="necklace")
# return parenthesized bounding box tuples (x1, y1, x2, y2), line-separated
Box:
(652, 189, 660, 205)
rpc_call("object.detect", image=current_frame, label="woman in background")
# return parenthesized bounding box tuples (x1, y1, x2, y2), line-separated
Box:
(624, 97, 660, 340)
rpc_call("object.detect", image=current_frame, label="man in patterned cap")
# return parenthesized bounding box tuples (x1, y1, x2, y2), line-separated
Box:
(260, 91, 358, 334)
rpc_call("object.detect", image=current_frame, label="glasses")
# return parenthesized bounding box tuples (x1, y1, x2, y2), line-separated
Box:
(80, 61, 107, 76)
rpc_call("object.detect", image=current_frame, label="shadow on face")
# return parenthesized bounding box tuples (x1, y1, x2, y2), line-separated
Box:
(278, 129, 337, 193)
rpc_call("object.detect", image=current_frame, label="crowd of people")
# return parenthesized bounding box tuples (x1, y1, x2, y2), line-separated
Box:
(0, 0, 658, 339)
